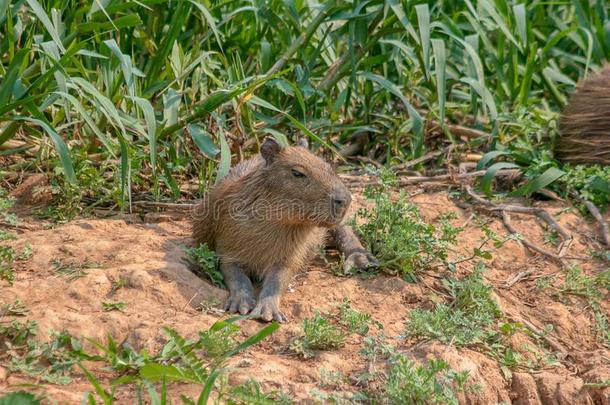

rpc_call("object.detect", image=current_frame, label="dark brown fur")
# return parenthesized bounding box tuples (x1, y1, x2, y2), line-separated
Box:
(192, 138, 377, 321)
(556, 66, 610, 165)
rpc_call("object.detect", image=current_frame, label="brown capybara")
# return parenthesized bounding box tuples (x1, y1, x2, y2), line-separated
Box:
(556, 65, 610, 165)
(192, 138, 377, 322)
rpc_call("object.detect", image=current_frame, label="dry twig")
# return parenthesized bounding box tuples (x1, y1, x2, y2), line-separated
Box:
(581, 200, 610, 248)
(465, 186, 572, 261)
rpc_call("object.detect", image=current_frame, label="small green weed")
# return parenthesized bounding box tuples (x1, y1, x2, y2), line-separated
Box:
(0, 320, 38, 346)
(385, 358, 474, 405)
(17, 243, 33, 261)
(291, 301, 377, 358)
(0, 245, 15, 285)
(1, 299, 29, 317)
(107, 276, 128, 297)
(360, 334, 477, 404)
(184, 243, 225, 288)
(221, 378, 292, 404)
(405, 263, 502, 347)
(338, 299, 376, 336)
(291, 312, 346, 358)
(198, 321, 240, 359)
(52, 258, 97, 281)
(101, 301, 127, 312)
(353, 171, 462, 280)
(552, 266, 610, 346)
(0, 392, 41, 405)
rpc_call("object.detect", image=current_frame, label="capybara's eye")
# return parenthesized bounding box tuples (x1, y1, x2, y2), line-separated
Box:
(292, 169, 306, 178)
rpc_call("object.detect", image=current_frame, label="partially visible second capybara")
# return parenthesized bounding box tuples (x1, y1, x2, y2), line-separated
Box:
(192, 138, 377, 322)
(556, 65, 610, 165)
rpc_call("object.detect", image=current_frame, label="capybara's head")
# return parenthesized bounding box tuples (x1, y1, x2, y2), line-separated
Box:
(257, 137, 351, 227)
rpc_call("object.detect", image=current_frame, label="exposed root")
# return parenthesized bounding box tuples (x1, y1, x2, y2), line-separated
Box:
(392, 146, 452, 172)
(501, 211, 563, 262)
(341, 169, 521, 186)
(581, 200, 610, 248)
(133, 201, 196, 210)
(465, 186, 572, 261)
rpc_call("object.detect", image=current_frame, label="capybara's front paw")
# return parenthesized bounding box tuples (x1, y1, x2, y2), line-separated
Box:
(250, 299, 286, 323)
(344, 250, 380, 273)
(224, 291, 256, 315)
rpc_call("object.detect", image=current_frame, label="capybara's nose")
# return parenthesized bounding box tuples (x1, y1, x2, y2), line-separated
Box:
(331, 188, 352, 215)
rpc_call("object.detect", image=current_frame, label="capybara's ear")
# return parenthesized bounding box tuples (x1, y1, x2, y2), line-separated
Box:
(261, 137, 283, 164)
(296, 137, 309, 149)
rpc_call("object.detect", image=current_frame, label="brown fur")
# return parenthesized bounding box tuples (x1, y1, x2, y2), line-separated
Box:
(192, 143, 348, 276)
(556, 65, 610, 165)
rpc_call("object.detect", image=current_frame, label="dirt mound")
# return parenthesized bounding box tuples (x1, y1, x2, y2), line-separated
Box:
(1, 186, 609, 404)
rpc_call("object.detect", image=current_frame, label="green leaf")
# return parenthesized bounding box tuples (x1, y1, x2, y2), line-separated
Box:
(480, 162, 520, 197)
(77, 362, 113, 405)
(0, 392, 41, 405)
(226, 322, 279, 357)
(25, 0, 66, 53)
(216, 128, 231, 184)
(0, 48, 29, 105)
(511, 168, 566, 197)
(590, 177, 610, 194)
(131, 97, 157, 175)
(139, 363, 200, 384)
(187, 124, 219, 158)
(415, 4, 431, 79)
(432, 38, 446, 124)
(361, 72, 424, 157)
(476, 151, 509, 170)
(14, 117, 76, 183)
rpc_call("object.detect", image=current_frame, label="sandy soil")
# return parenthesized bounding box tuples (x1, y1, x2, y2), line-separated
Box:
(1, 178, 609, 404)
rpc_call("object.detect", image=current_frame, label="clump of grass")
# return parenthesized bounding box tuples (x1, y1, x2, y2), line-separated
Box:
(291, 301, 377, 358)
(338, 299, 375, 336)
(0, 245, 15, 285)
(290, 312, 346, 358)
(385, 358, 474, 405)
(554, 266, 610, 346)
(221, 378, 292, 404)
(353, 171, 462, 281)
(101, 301, 127, 312)
(0, 392, 41, 404)
(2, 313, 280, 402)
(360, 334, 477, 404)
(184, 243, 224, 288)
(1, 299, 29, 317)
(198, 321, 240, 359)
(51, 258, 98, 281)
(404, 263, 502, 347)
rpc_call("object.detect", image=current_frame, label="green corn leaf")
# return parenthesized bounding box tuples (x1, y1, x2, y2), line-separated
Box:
(480, 162, 520, 197)
(0, 48, 29, 105)
(14, 116, 75, 183)
(476, 150, 509, 170)
(216, 128, 231, 184)
(77, 362, 113, 405)
(511, 168, 566, 197)
(432, 38, 446, 124)
(25, 0, 66, 53)
(415, 4, 431, 79)
(187, 124, 219, 158)
(131, 96, 157, 175)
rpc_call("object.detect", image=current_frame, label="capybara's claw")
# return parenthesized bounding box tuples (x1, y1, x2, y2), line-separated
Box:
(344, 250, 380, 273)
(250, 299, 286, 323)
(224, 293, 256, 315)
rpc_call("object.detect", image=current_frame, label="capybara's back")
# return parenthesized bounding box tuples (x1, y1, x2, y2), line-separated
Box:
(555, 66, 610, 165)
